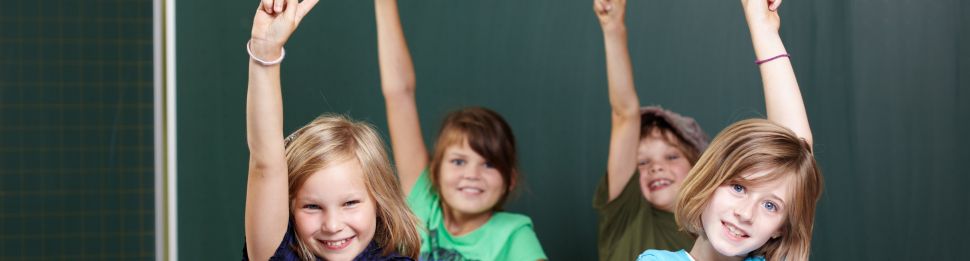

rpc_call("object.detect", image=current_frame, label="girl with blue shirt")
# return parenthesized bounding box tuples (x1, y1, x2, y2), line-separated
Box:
(637, 0, 823, 260)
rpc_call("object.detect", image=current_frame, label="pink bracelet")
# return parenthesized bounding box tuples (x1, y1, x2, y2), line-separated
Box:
(755, 53, 790, 65)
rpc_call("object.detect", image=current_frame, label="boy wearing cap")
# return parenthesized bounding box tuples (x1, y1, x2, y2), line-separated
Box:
(593, 0, 710, 260)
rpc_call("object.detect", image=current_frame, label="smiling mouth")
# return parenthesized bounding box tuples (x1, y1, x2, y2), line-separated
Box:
(458, 187, 484, 195)
(648, 179, 673, 192)
(722, 221, 750, 240)
(319, 235, 355, 250)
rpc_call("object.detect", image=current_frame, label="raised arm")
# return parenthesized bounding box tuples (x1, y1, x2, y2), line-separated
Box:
(375, 0, 427, 195)
(742, 0, 813, 147)
(245, 0, 317, 260)
(595, 0, 641, 201)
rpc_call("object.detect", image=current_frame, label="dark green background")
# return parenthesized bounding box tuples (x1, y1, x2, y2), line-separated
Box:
(178, 0, 969, 260)
(1, 0, 155, 260)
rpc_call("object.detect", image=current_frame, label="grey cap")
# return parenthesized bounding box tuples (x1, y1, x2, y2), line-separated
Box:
(640, 106, 709, 153)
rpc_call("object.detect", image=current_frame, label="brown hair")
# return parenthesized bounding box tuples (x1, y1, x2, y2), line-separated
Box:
(284, 114, 421, 260)
(676, 119, 823, 261)
(640, 118, 703, 165)
(429, 107, 518, 211)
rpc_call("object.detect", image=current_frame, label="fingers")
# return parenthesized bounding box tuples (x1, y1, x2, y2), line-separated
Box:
(259, 0, 287, 14)
(594, 0, 612, 13)
(283, 0, 298, 18)
(260, 0, 273, 13)
(296, 0, 319, 22)
(769, 0, 782, 11)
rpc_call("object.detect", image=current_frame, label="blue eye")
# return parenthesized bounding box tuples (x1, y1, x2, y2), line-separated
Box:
(732, 184, 745, 193)
(303, 204, 321, 210)
(450, 159, 466, 166)
(666, 155, 680, 160)
(763, 201, 778, 212)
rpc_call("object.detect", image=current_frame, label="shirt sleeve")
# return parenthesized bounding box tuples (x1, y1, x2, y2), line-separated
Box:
(593, 171, 654, 260)
(406, 169, 436, 223)
(504, 223, 547, 260)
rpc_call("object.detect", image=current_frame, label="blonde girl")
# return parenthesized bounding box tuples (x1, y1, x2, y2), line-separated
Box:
(244, 0, 420, 260)
(592, 0, 710, 260)
(375, 0, 547, 260)
(637, 0, 823, 260)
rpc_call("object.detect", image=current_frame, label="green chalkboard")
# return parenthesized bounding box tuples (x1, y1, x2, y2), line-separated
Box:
(177, 0, 970, 259)
(0, 0, 155, 260)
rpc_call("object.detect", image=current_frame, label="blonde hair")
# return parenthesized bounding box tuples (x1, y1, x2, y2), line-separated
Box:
(284, 114, 421, 260)
(429, 107, 518, 211)
(676, 119, 823, 261)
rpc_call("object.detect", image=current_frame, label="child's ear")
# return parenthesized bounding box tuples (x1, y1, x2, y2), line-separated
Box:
(507, 170, 518, 192)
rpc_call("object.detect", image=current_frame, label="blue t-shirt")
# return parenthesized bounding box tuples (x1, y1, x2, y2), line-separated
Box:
(637, 249, 765, 261)
(241, 220, 412, 261)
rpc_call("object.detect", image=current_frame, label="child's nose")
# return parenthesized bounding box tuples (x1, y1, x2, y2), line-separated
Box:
(320, 213, 343, 233)
(733, 198, 756, 223)
(648, 163, 665, 174)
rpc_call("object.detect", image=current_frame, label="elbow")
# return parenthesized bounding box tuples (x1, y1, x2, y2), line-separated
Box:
(612, 103, 641, 120)
(381, 82, 416, 99)
(248, 154, 287, 177)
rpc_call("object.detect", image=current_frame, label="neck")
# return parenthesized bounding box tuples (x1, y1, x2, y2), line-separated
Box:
(442, 205, 493, 236)
(689, 236, 744, 261)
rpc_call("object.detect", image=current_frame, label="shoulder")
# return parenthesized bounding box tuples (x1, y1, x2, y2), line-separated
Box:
(490, 212, 536, 229)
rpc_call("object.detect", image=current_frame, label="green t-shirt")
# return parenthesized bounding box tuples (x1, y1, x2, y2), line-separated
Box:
(593, 171, 695, 261)
(407, 170, 547, 261)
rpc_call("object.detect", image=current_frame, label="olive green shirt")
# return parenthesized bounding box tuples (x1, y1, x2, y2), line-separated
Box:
(593, 171, 694, 261)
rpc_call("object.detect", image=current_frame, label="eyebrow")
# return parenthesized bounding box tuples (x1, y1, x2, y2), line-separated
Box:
(767, 193, 787, 207)
(447, 152, 469, 158)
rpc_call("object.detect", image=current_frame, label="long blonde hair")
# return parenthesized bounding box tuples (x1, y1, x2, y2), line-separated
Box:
(284, 114, 421, 260)
(676, 119, 823, 261)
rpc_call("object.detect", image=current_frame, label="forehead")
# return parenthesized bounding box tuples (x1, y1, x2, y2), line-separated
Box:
(638, 134, 684, 154)
(298, 159, 368, 199)
(443, 140, 483, 156)
(739, 170, 796, 201)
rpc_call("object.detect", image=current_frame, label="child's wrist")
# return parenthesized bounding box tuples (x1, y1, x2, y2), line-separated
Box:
(747, 23, 779, 38)
(601, 23, 627, 37)
(247, 38, 285, 66)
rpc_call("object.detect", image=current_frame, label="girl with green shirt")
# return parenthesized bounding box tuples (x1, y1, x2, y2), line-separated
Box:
(375, 0, 547, 260)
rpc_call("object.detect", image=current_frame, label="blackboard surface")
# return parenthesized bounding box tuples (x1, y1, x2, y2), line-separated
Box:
(0, 0, 155, 260)
(177, 0, 970, 260)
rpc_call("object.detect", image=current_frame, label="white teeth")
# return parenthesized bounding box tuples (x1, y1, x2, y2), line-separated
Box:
(324, 238, 348, 247)
(649, 179, 672, 189)
(725, 223, 746, 237)
(460, 187, 483, 193)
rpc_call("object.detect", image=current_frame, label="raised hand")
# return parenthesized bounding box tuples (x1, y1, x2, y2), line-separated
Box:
(250, 0, 319, 61)
(741, 0, 782, 33)
(594, 0, 627, 31)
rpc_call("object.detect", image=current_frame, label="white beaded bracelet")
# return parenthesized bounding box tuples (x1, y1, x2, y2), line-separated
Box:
(246, 40, 285, 66)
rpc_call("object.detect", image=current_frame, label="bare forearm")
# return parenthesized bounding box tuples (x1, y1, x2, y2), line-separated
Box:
(375, 0, 427, 193)
(375, 0, 415, 96)
(750, 28, 813, 146)
(246, 57, 286, 169)
(603, 26, 640, 119)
